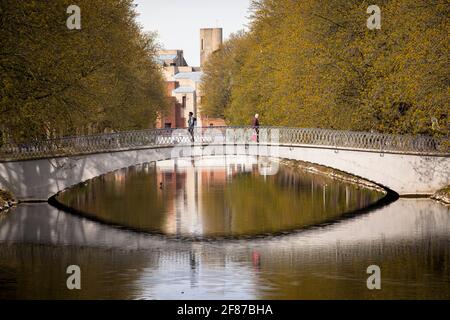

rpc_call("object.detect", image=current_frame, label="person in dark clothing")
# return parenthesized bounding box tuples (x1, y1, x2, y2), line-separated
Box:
(188, 112, 195, 142)
(252, 113, 260, 142)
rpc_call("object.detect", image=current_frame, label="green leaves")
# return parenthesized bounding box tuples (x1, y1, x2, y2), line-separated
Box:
(0, 0, 167, 143)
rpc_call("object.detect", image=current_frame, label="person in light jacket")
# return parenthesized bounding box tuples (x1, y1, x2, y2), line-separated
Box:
(252, 113, 260, 142)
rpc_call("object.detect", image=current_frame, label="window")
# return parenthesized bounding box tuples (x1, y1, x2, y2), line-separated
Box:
(164, 123, 171, 128)
(201, 39, 204, 50)
(182, 96, 186, 108)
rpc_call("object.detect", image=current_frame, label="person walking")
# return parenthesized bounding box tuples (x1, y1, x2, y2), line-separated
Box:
(252, 113, 260, 143)
(188, 112, 195, 142)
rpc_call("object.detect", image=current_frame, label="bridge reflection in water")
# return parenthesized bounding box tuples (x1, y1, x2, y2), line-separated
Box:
(52, 156, 383, 237)
(0, 155, 449, 299)
(0, 199, 448, 299)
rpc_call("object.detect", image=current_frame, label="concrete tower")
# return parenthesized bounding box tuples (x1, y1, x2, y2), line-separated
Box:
(200, 28, 223, 67)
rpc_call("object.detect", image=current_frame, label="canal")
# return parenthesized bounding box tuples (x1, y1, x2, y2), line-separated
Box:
(0, 156, 449, 299)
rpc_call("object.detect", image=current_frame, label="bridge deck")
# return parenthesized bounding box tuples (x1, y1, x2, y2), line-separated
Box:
(0, 127, 448, 199)
(0, 127, 447, 161)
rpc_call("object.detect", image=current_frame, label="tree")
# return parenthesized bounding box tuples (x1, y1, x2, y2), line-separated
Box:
(200, 31, 248, 119)
(0, 0, 168, 143)
(200, 0, 449, 138)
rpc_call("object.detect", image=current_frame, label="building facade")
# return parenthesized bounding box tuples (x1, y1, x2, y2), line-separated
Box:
(156, 29, 226, 129)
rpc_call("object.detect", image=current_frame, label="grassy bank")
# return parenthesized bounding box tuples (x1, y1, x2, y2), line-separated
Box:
(0, 189, 17, 212)
(431, 186, 450, 206)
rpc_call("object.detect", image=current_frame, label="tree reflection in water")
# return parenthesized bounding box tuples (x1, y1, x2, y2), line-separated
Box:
(53, 156, 384, 237)
(0, 157, 448, 299)
(0, 199, 448, 299)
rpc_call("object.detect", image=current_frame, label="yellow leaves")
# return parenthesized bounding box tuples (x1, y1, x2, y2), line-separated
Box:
(197, 0, 448, 137)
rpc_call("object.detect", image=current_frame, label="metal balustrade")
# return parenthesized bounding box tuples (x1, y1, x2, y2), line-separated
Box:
(0, 126, 447, 161)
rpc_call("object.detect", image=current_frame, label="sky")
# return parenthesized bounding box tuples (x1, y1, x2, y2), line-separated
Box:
(133, 0, 251, 66)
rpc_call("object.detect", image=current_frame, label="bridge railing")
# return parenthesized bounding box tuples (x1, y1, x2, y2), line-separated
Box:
(0, 126, 447, 161)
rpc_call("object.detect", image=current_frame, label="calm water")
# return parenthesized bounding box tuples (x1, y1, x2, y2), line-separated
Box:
(0, 156, 449, 299)
(53, 157, 384, 238)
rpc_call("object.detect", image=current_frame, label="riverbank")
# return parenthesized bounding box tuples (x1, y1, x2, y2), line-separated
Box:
(0, 189, 17, 212)
(281, 159, 449, 207)
(280, 159, 387, 195)
(431, 186, 450, 206)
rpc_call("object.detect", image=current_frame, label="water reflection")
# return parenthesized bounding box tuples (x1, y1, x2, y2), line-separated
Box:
(53, 156, 384, 237)
(0, 198, 449, 299)
(1, 156, 448, 299)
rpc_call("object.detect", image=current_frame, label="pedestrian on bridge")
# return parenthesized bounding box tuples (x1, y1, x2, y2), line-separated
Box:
(252, 113, 260, 143)
(188, 112, 196, 142)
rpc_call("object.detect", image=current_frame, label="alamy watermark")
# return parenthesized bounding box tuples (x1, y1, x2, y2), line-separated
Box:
(66, 5, 81, 30)
(367, 5, 381, 30)
(65, 5, 380, 31)
(66, 265, 81, 290)
(366, 265, 381, 290)
(170, 127, 280, 175)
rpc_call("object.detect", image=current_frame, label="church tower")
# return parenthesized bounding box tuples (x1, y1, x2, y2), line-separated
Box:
(200, 28, 223, 67)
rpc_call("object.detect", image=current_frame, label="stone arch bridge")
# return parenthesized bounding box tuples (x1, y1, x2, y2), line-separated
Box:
(0, 127, 448, 201)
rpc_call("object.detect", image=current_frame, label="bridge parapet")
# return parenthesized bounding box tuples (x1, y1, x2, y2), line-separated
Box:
(0, 127, 447, 161)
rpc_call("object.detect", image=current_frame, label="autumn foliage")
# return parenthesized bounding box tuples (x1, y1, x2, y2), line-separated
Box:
(0, 0, 168, 143)
(200, 0, 449, 138)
